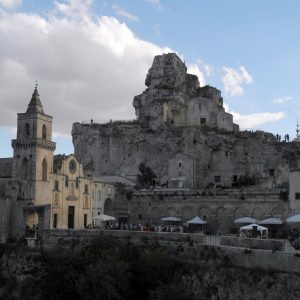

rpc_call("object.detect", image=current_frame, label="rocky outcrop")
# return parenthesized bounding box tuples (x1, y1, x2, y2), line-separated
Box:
(132, 53, 232, 130)
(72, 121, 300, 189)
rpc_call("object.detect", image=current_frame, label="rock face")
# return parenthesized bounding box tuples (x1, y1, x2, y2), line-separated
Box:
(72, 121, 300, 189)
(132, 53, 236, 131)
(72, 53, 300, 189)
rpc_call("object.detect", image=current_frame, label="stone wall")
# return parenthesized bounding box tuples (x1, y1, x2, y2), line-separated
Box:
(110, 188, 287, 234)
(41, 229, 300, 274)
(220, 236, 285, 251)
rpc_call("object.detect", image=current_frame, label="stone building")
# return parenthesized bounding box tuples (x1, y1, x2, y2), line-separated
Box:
(0, 86, 115, 242)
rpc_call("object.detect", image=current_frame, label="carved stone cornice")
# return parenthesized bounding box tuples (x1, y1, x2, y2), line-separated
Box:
(11, 138, 56, 151)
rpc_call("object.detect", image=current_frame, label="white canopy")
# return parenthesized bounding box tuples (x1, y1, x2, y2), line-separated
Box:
(187, 216, 207, 225)
(93, 214, 116, 222)
(287, 213, 300, 223)
(161, 216, 182, 222)
(234, 217, 257, 224)
(240, 223, 268, 232)
(259, 218, 283, 225)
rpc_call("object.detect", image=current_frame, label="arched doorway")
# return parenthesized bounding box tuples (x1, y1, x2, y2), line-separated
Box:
(25, 212, 38, 237)
(104, 198, 113, 215)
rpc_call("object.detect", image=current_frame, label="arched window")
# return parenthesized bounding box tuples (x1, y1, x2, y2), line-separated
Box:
(22, 158, 28, 180)
(42, 158, 47, 181)
(25, 123, 30, 137)
(42, 124, 47, 140)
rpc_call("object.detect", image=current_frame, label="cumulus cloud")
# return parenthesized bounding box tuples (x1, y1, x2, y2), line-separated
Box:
(186, 59, 213, 86)
(0, 0, 172, 136)
(0, 0, 21, 9)
(224, 103, 286, 129)
(222, 65, 253, 96)
(272, 96, 293, 104)
(112, 4, 138, 22)
(146, 0, 163, 10)
(186, 64, 206, 86)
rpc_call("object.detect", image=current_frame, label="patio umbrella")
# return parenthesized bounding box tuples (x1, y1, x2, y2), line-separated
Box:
(161, 216, 182, 222)
(93, 214, 116, 222)
(259, 218, 283, 225)
(187, 216, 207, 225)
(240, 223, 268, 232)
(287, 213, 300, 223)
(234, 217, 257, 224)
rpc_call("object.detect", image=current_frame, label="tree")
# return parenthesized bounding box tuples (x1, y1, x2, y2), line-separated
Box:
(137, 163, 156, 188)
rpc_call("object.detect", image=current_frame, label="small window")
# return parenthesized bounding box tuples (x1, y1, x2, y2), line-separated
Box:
(295, 193, 300, 200)
(107, 187, 112, 196)
(53, 214, 58, 229)
(269, 169, 275, 176)
(42, 124, 47, 140)
(84, 184, 88, 194)
(200, 118, 206, 125)
(25, 123, 30, 137)
(76, 177, 79, 188)
(198, 103, 202, 110)
(233, 175, 238, 182)
(71, 183, 75, 195)
(84, 214, 87, 228)
(69, 160, 76, 174)
(54, 193, 59, 207)
(65, 175, 69, 187)
(138, 214, 143, 220)
(42, 158, 47, 181)
(84, 195, 89, 209)
(178, 162, 182, 168)
(214, 176, 221, 183)
(54, 180, 59, 191)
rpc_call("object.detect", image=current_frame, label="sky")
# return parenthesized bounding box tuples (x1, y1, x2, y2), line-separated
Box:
(0, 0, 300, 157)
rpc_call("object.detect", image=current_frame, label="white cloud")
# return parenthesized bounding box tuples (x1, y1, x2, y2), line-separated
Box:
(222, 65, 253, 96)
(0, 0, 21, 9)
(153, 23, 160, 36)
(225, 103, 286, 128)
(0, 0, 172, 136)
(273, 96, 293, 104)
(112, 4, 138, 22)
(186, 63, 206, 86)
(146, 0, 163, 10)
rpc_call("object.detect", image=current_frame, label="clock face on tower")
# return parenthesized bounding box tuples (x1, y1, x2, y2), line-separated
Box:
(69, 159, 76, 174)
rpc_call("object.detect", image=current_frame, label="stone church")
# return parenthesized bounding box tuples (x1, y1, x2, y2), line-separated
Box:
(0, 85, 115, 243)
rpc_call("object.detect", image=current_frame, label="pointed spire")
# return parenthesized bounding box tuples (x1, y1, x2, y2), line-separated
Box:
(26, 81, 44, 114)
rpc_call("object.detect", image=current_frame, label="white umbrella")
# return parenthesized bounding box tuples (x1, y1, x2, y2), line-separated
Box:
(161, 216, 182, 222)
(234, 217, 257, 224)
(259, 218, 283, 225)
(240, 223, 268, 232)
(187, 216, 207, 225)
(287, 213, 300, 223)
(93, 214, 116, 222)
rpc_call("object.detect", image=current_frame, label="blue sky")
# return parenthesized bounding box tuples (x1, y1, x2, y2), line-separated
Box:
(0, 0, 300, 157)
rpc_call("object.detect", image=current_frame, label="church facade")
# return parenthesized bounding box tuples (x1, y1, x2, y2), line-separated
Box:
(0, 86, 115, 242)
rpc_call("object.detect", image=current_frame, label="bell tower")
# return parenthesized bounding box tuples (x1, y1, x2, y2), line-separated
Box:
(11, 84, 56, 204)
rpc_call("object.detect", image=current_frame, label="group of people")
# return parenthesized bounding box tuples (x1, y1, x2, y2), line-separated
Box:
(275, 133, 290, 142)
(103, 222, 185, 233)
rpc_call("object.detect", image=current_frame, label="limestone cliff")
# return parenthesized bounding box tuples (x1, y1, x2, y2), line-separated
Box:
(72, 53, 300, 188)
